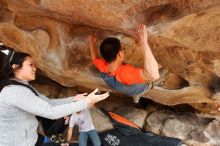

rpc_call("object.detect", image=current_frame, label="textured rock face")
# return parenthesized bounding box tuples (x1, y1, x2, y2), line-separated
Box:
(144, 109, 220, 146)
(0, 0, 220, 114)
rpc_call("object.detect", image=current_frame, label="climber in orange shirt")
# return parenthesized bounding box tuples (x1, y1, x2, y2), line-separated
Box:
(89, 24, 167, 103)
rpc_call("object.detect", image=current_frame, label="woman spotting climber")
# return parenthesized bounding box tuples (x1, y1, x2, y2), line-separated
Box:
(0, 44, 109, 146)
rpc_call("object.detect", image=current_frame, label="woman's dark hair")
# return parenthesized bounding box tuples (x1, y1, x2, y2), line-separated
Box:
(100, 37, 121, 63)
(0, 44, 30, 91)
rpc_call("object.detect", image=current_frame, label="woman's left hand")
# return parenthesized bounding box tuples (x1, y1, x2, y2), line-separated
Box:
(74, 93, 88, 100)
(86, 88, 109, 108)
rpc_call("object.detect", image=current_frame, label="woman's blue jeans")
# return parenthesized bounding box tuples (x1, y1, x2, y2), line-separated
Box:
(78, 130, 101, 146)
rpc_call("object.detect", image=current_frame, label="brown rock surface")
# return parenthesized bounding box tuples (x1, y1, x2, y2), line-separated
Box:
(144, 110, 219, 146)
(0, 0, 220, 114)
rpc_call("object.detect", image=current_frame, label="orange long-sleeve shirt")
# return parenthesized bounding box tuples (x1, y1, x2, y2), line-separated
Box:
(93, 58, 145, 85)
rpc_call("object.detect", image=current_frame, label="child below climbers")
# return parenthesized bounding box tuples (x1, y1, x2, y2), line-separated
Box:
(66, 108, 101, 146)
(89, 24, 168, 103)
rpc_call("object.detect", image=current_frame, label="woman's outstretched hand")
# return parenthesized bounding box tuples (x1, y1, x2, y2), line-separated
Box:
(74, 93, 88, 100)
(86, 88, 109, 108)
